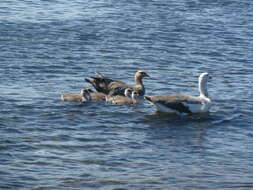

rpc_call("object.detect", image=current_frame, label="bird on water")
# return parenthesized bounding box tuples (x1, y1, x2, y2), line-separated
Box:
(145, 72, 212, 114)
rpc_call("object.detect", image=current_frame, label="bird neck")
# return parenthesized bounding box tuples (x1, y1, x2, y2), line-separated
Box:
(131, 96, 137, 104)
(124, 89, 132, 98)
(135, 76, 144, 88)
(199, 78, 208, 98)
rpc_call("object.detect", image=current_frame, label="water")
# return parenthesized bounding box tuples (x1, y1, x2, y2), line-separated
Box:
(1, 0, 253, 189)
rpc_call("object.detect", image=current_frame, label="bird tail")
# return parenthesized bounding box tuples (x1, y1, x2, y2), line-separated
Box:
(144, 96, 152, 102)
(85, 77, 95, 84)
(95, 72, 104, 78)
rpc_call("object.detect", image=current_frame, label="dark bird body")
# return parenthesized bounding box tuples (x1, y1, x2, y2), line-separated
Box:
(85, 70, 149, 96)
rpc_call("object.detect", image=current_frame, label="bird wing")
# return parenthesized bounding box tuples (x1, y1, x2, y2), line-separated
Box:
(146, 94, 202, 114)
(85, 76, 114, 94)
(85, 72, 133, 95)
(108, 81, 133, 96)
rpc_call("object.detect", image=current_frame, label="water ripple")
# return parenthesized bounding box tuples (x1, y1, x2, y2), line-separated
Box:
(1, 0, 253, 189)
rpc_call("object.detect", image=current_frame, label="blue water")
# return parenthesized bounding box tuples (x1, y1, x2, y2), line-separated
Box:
(1, 0, 253, 189)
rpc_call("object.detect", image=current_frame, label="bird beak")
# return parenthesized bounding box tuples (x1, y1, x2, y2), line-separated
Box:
(145, 73, 150, 78)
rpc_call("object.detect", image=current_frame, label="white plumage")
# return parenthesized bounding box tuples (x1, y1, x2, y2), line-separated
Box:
(145, 72, 212, 114)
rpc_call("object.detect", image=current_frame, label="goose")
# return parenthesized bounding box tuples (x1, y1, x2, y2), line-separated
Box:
(106, 88, 132, 103)
(61, 92, 83, 102)
(145, 72, 212, 114)
(86, 88, 107, 101)
(85, 70, 150, 96)
(61, 88, 92, 103)
(109, 90, 140, 105)
(61, 88, 106, 102)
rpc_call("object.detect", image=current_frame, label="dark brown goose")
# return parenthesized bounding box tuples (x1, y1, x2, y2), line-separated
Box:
(85, 70, 150, 96)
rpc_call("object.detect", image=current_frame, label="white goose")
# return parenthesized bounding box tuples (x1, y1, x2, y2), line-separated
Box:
(145, 72, 212, 114)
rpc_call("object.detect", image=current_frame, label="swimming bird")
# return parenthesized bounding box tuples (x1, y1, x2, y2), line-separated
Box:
(61, 88, 106, 102)
(106, 88, 132, 103)
(85, 88, 107, 101)
(61, 92, 83, 102)
(61, 89, 86, 102)
(108, 89, 140, 105)
(85, 70, 150, 96)
(145, 72, 212, 114)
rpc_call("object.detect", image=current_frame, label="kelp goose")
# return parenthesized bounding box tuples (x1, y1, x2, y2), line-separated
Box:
(145, 72, 212, 114)
(61, 92, 83, 102)
(107, 89, 140, 105)
(86, 88, 107, 101)
(106, 88, 132, 103)
(61, 88, 91, 103)
(85, 70, 150, 96)
(61, 88, 106, 102)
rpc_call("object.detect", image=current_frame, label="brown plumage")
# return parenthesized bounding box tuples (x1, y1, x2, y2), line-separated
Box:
(61, 88, 106, 102)
(107, 90, 140, 105)
(61, 93, 83, 102)
(61, 88, 89, 102)
(90, 91, 107, 101)
(85, 70, 150, 96)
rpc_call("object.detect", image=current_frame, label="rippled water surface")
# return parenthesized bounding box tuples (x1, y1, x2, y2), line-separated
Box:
(1, 0, 253, 189)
